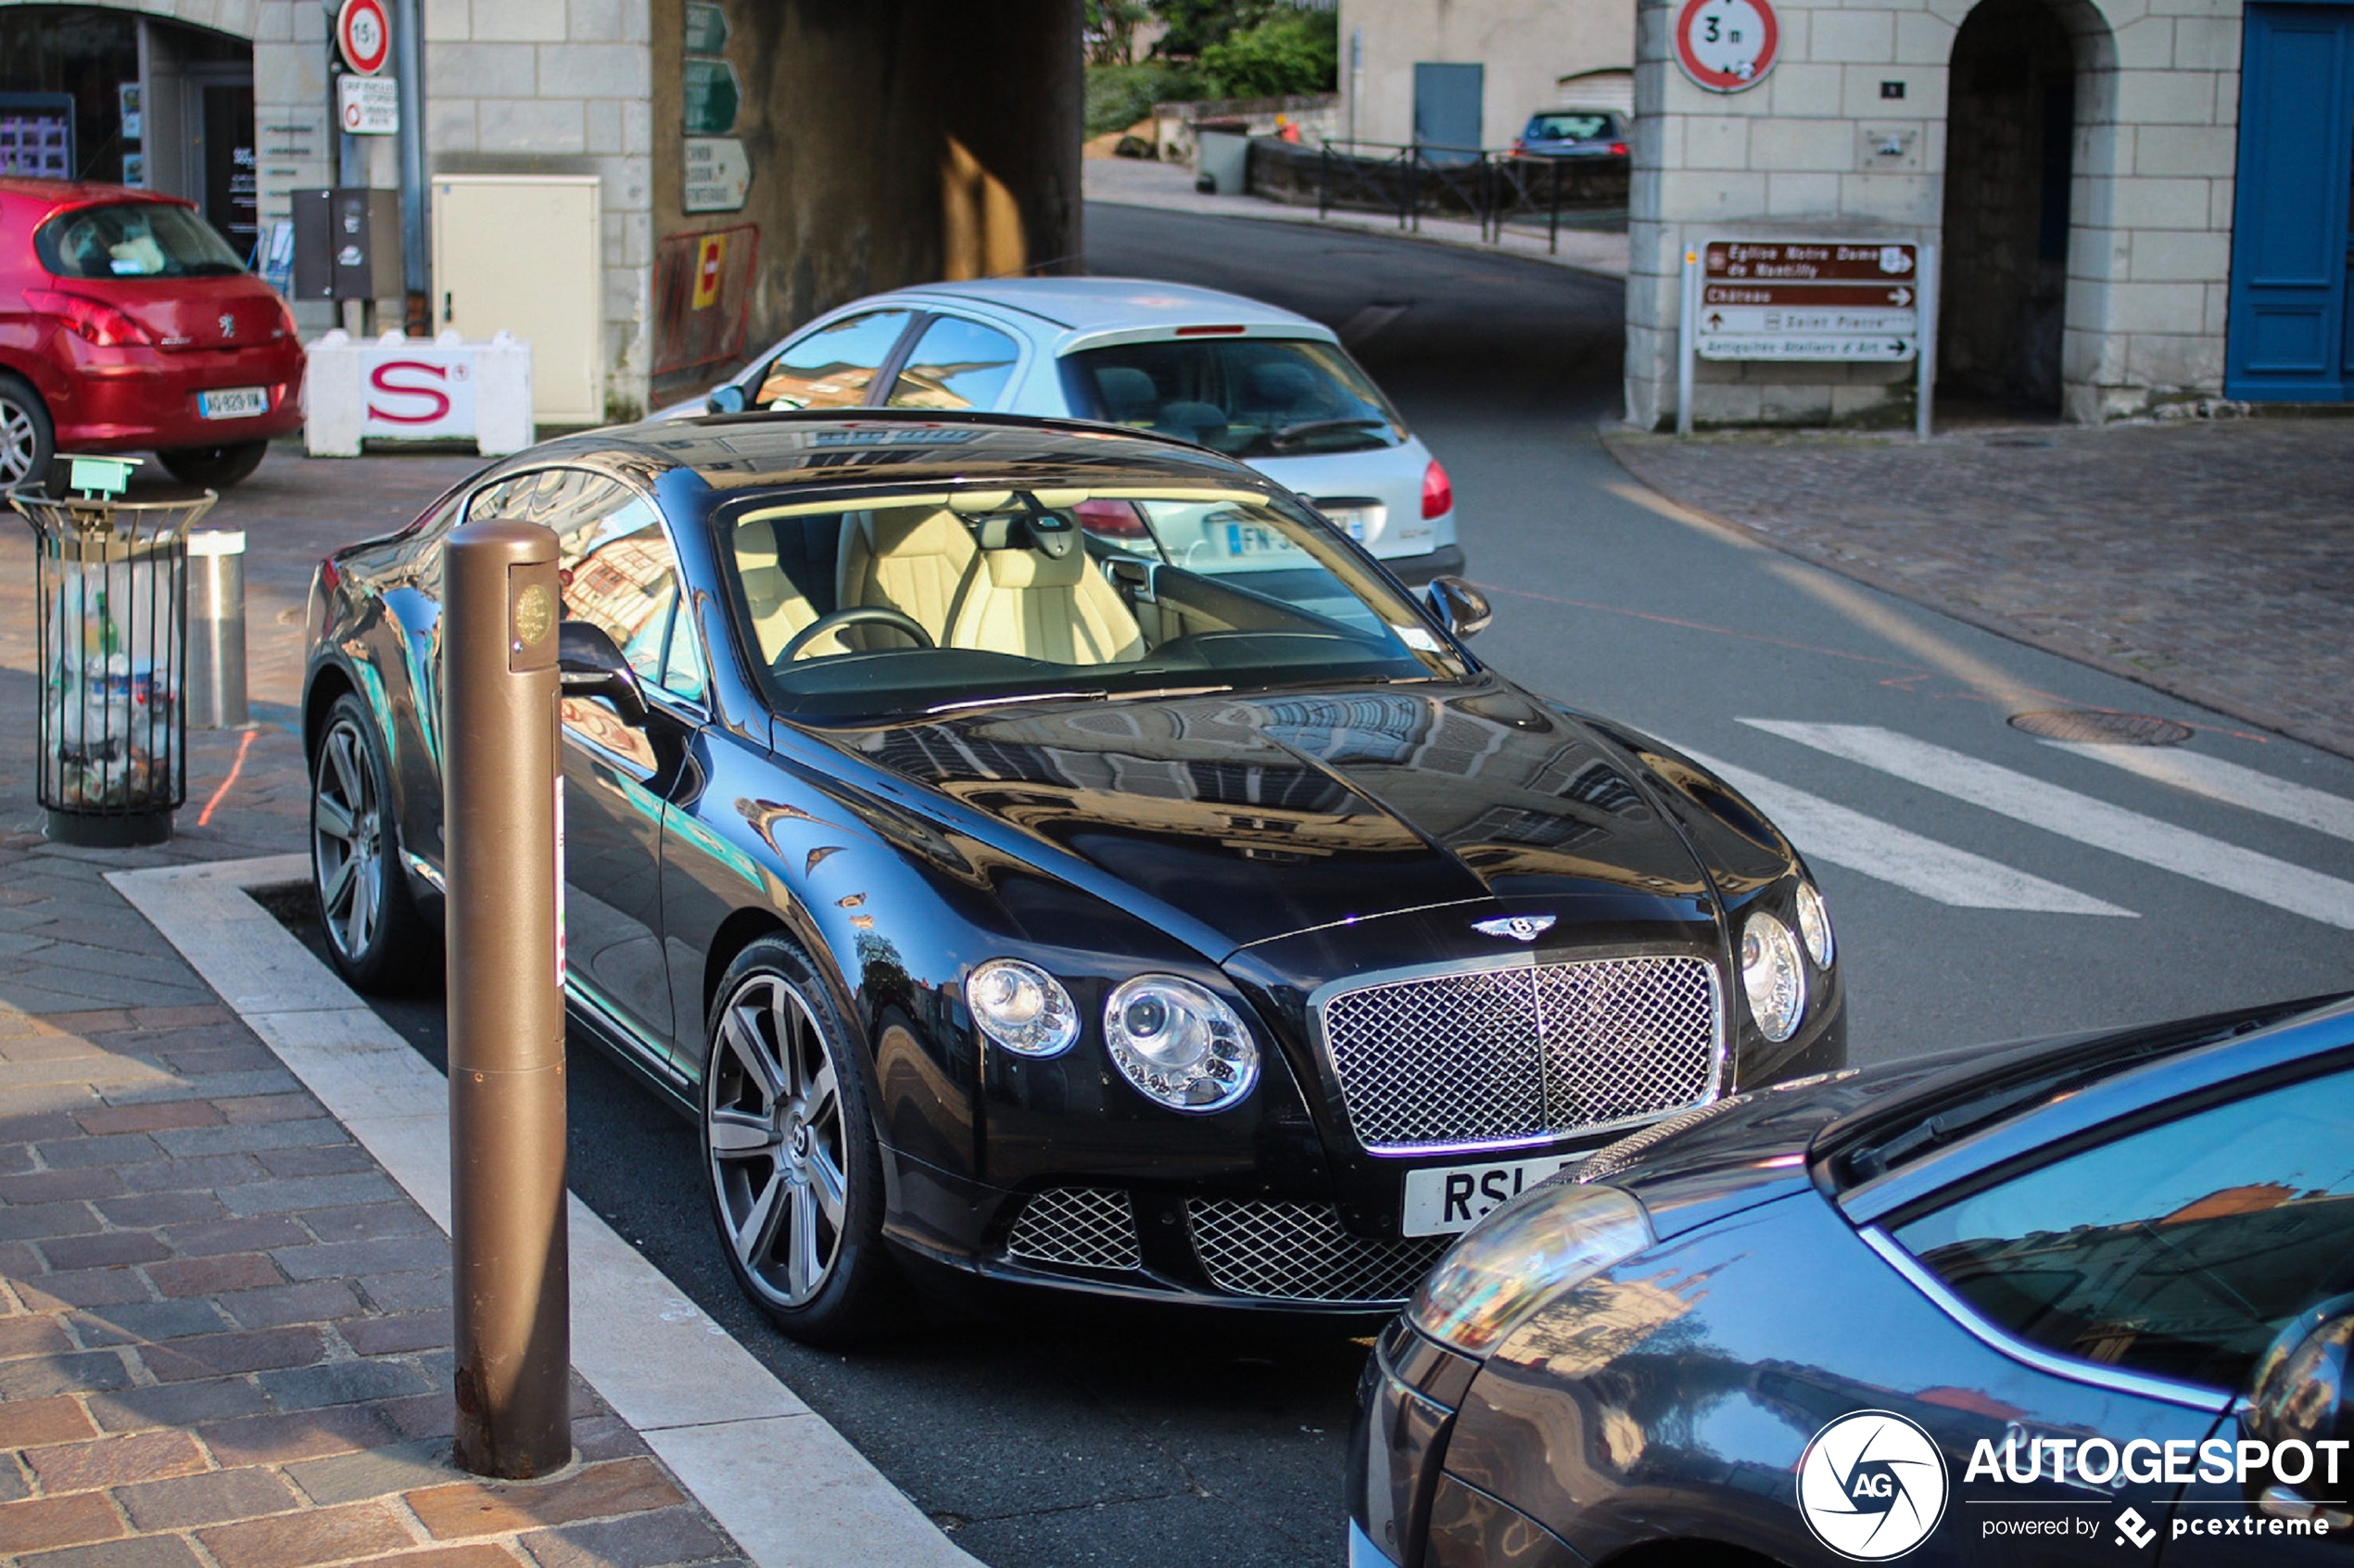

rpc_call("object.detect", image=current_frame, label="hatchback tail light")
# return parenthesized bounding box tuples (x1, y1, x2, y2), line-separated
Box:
(1074, 498, 1149, 537)
(1610, 141, 1629, 157)
(272, 297, 298, 341)
(1421, 459, 1453, 520)
(22, 290, 156, 348)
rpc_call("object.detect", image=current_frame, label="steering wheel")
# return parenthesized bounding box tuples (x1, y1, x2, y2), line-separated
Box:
(780, 606, 935, 663)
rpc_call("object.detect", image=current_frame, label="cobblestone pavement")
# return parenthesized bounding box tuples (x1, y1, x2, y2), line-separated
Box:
(0, 449, 744, 1568)
(1602, 417, 2354, 760)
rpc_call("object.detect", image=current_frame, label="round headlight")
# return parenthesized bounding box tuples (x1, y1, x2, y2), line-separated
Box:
(1103, 975, 1259, 1111)
(968, 958, 1078, 1057)
(1794, 879, 1833, 969)
(1411, 1181, 1653, 1357)
(1740, 909, 1806, 1043)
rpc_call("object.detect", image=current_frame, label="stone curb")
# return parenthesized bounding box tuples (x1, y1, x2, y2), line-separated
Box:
(107, 855, 981, 1568)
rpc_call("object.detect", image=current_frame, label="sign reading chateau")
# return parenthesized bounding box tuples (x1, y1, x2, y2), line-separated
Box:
(1697, 239, 1920, 361)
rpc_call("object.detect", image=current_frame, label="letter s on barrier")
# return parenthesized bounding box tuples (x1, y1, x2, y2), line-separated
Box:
(369, 360, 452, 425)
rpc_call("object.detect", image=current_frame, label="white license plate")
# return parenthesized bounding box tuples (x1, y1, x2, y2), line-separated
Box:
(198, 386, 269, 420)
(1402, 1152, 1583, 1237)
(1320, 506, 1373, 542)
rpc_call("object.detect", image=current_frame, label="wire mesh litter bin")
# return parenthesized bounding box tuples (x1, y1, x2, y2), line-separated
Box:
(11, 477, 216, 846)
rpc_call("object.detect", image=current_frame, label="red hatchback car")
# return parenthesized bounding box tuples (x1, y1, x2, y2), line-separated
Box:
(0, 179, 304, 490)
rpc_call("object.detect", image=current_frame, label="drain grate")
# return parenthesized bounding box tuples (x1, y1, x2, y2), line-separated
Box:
(2008, 709, 2193, 746)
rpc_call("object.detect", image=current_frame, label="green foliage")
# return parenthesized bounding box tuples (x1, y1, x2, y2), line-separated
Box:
(1148, 0, 1283, 60)
(1198, 7, 1338, 99)
(1084, 0, 1151, 66)
(1085, 62, 1205, 135)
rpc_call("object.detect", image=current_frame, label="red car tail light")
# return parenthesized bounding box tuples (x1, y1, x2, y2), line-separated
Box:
(1173, 324, 1247, 336)
(22, 289, 156, 348)
(272, 298, 298, 341)
(1422, 459, 1453, 520)
(1074, 498, 1150, 537)
(1610, 141, 1629, 157)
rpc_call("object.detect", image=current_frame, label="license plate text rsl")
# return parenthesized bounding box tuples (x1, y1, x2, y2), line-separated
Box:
(1402, 1152, 1582, 1236)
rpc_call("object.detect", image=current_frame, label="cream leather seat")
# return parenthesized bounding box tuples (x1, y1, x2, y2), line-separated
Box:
(836, 508, 981, 649)
(733, 518, 823, 660)
(951, 545, 1145, 665)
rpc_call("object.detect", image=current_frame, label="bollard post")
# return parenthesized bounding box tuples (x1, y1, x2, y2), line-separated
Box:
(186, 530, 247, 730)
(441, 518, 571, 1480)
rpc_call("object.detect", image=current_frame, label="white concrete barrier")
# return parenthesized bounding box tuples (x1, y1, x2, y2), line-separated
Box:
(304, 329, 535, 458)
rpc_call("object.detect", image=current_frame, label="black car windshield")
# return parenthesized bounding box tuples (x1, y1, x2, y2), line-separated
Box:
(718, 484, 1464, 723)
(37, 203, 246, 278)
(1059, 337, 1405, 458)
(1526, 112, 1614, 141)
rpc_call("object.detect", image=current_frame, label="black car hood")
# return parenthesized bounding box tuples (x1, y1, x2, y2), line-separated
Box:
(833, 681, 1720, 953)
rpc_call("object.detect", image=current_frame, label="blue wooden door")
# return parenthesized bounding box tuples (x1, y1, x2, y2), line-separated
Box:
(1412, 62, 1483, 153)
(2227, 5, 2354, 400)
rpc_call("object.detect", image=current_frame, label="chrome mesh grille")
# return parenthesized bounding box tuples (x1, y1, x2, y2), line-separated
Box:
(1006, 1187, 1142, 1271)
(1187, 1199, 1449, 1304)
(1320, 955, 1720, 1152)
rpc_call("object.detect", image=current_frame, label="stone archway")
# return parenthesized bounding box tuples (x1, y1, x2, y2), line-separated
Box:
(1938, 0, 2118, 414)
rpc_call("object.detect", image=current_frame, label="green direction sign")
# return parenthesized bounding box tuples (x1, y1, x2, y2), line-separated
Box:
(684, 1, 728, 57)
(683, 58, 740, 136)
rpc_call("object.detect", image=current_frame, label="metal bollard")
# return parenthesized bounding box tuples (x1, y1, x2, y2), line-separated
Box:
(442, 518, 571, 1480)
(186, 531, 247, 729)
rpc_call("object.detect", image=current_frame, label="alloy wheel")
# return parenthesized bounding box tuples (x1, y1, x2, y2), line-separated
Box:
(312, 716, 385, 963)
(706, 973, 850, 1309)
(0, 397, 38, 485)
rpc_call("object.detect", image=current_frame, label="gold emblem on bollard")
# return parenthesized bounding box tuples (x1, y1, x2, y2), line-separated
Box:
(513, 582, 555, 647)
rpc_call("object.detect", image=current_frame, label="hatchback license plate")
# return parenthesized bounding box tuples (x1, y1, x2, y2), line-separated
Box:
(1402, 1152, 1583, 1236)
(198, 386, 268, 420)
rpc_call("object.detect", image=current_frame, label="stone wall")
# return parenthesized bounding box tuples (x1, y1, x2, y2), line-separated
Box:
(1623, 0, 2246, 428)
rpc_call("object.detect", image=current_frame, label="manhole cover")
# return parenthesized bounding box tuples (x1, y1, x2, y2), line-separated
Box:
(2008, 709, 2194, 745)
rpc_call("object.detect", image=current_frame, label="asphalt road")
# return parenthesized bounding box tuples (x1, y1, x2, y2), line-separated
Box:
(319, 203, 2354, 1568)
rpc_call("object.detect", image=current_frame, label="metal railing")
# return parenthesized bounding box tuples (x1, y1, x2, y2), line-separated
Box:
(1296, 138, 1627, 253)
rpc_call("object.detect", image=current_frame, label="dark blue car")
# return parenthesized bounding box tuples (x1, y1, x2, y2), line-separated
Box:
(1352, 994, 2354, 1565)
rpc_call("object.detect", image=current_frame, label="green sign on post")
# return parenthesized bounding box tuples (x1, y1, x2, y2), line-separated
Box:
(62, 454, 139, 498)
(683, 2, 738, 135)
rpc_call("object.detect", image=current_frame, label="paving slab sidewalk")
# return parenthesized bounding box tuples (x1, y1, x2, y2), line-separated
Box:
(0, 710, 753, 1568)
(1601, 418, 2354, 760)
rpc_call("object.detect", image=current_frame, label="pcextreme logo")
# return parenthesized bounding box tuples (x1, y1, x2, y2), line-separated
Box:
(1797, 1410, 1951, 1561)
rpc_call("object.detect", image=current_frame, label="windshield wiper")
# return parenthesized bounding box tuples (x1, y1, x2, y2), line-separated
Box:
(1268, 417, 1387, 449)
(924, 689, 1106, 715)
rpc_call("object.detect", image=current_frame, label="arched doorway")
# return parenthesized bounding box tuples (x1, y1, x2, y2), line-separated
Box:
(1939, 0, 2080, 411)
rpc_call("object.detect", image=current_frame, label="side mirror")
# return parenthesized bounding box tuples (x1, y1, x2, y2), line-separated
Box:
(707, 383, 747, 414)
(1425, 575, 1493, 640)
(2240, 1296, 2353, 1529)
(558, 620, 648, 726)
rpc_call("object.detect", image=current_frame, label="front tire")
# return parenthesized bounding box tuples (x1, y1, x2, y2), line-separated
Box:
(310, 693, 436, 992)
(158, 439, 268, 489)
(0, 374, 56, 491)
(702, 938, 905, 1345)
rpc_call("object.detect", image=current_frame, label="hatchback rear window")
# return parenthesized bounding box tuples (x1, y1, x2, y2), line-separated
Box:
(1526, 113, 1615, 142)
(38, 203, 247, 279)
(1059, 337, 1404, 460)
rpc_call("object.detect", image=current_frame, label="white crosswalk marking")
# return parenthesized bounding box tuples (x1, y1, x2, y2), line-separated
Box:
(2043, 741, 2354, 847)
(1675, 746, 2136, 917)
(1742, 720, 2354, 930)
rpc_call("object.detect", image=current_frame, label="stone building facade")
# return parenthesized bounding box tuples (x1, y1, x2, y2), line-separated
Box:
(1625, 0, 2261, 427)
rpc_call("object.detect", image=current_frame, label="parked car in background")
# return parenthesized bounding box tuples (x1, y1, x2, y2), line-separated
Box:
(305, 410, 1846, 1347)
(649, 278, 1465, 585)
(1352, 992, 2354, 1568)
(1511, 109, 1629, 164)
(0, 179, 303, 490)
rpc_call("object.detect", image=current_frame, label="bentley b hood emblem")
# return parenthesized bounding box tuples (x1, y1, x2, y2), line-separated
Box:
(1474, 914, 1556, 942)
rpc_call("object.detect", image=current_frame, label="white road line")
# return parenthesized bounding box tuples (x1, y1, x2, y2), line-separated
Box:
(1675, 745, 2135, 916)
(2043, 740, 2354, 847)
(1743, 721, 2354, 930)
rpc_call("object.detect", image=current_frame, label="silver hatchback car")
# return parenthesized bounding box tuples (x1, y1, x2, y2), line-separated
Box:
(650, 277, 1463, 584)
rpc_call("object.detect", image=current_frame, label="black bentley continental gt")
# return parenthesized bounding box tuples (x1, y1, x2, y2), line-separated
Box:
(302, 411, 1846, 1343)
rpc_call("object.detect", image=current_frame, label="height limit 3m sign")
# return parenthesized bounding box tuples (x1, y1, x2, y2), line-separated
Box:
(1697, 240, 1920, 360)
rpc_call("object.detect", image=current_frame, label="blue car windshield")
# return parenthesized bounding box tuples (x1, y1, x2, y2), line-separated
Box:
(717, 484, 1462, 723)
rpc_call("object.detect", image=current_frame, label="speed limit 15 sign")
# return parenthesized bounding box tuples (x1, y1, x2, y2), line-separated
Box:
(336, 0, 391, 77)
(1674, 0, 1779, 93)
